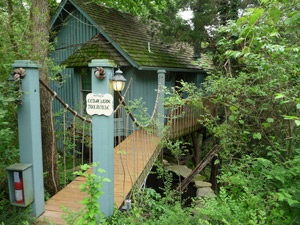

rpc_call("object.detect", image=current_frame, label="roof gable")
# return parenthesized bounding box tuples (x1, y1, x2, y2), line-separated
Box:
(63, 33, 130, 67)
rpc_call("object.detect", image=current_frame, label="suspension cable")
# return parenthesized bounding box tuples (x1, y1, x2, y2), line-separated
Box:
(39, 79, 91, 123)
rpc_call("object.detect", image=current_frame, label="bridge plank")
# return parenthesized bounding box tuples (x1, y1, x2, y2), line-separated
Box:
(39, 121, 202, 224)
(39, 130, 160, 224)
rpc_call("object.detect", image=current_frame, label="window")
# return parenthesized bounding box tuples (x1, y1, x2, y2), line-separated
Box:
(80, 68, 91, 114)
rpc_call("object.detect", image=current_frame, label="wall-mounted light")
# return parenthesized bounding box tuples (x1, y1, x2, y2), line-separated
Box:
(111, 67, 126, 92)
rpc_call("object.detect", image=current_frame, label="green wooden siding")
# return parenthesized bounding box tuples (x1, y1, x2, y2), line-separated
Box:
(50, 8, 98, 115)
(50, 8, 98, 150)
(133, 70, 158, 116)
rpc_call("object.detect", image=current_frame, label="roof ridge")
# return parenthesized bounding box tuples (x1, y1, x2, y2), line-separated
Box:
(73, 0, 135, 18)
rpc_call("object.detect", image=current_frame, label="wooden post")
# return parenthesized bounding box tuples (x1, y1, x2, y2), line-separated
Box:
(89, 59, 115, 217)
(191, 132, 201, 166)
(157, 70, 166, 135)
(12, 60, 45, 217)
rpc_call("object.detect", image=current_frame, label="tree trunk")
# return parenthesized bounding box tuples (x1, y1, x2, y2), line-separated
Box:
(30, 0, 60, 196)
(210, 156, 221, 191)
(7, 0, 19, 55)
(191, 131, 201, 166)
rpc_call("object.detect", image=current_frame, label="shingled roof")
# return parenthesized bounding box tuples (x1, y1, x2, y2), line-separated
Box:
(63, 33, 130, 67)
(60, 0, 204, 70)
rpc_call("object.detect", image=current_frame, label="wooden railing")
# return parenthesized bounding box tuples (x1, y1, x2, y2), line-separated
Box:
(165, 96, 217, 139)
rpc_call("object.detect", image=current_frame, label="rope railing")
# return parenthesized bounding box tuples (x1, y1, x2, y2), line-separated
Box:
(114, 74, 163, 129)
(39, 79, 92, 187)
(113, 74, 164, 205)
(114, 72, 134, 113)
(114, 107, 159, 204)
(165, 95, 217, 139)
(39, 79, 92, 123)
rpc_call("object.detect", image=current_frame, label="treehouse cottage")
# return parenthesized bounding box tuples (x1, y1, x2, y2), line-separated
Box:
(50, 0, 210, 121)
(29, 0, 215, 222)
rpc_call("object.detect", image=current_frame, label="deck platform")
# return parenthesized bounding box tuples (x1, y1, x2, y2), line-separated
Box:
(39, 130, 160, 224)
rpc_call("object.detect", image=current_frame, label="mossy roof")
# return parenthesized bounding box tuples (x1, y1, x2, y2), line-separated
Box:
(63, 34, 130, 67)
(62, 0, 204, 70)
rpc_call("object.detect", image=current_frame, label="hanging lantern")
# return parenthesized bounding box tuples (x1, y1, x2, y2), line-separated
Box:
(111, 67, 126, 91)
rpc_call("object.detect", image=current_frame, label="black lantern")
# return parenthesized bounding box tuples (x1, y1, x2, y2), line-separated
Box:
(111, 67, 126, 91)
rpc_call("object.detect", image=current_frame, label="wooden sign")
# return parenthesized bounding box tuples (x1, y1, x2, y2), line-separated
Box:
(86, 93, 113, 116)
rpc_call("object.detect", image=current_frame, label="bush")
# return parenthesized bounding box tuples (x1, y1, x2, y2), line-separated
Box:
(111, 188, 198, 225)
(0, 206, 37, 225)
(196, 154, 300, 225)
(0, 82, 19, 213)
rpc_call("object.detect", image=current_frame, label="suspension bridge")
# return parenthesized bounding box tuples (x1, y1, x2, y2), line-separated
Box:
(37, 83, 205, 224)
(9, 60, 216, 224)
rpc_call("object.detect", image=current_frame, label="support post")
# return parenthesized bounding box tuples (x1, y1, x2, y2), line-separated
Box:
(157, 70, 166, 134)
(89, 59, 115, 217)
(12, 60, 45, 217)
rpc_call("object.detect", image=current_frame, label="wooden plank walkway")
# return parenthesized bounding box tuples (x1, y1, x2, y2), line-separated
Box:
(39, 129, 161, 224)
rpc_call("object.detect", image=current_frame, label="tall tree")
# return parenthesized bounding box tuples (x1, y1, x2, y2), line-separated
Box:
(30, 0, 60, 195)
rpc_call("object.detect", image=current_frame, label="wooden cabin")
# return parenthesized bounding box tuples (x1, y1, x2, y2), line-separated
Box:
(50, 0, 209, 136)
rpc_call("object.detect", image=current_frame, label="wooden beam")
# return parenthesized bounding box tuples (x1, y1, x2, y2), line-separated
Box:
(176, 144, 220, 192)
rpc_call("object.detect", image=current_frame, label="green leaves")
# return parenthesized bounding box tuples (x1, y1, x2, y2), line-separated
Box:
(284, 11, 300, 26)
(274, 93, 285, 99)
(268, 7, 281, 24)
(229, 115, 236, 121)
(246, 98, 255, 105)
(235, 37, 244, 44)
(253, 133, 262, 140)
(249, 8, 264, 26)
(0, 81, 19, 212)
(61, 163, 109, 224)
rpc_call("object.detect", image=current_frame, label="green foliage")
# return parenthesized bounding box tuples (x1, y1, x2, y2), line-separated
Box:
(155, 162, 174, 195)
(0, 206, 37, 225)
(196, 187, 268, 225)
(61, 163, 110, 225)
(164, 139, 188, 161)
(199, 0, 300, 159)
(185, 1, 300, 224)
(0, 83, 19, 212)
(112, 188, 198, 225)
(196, 154, 300, 224)
(0, 1, 32, 79)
